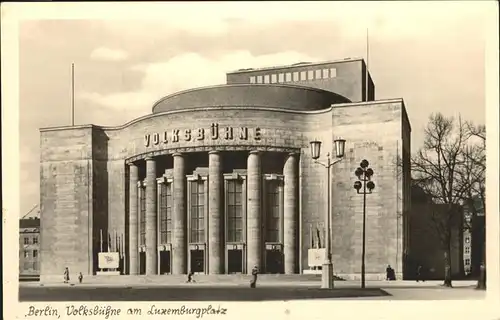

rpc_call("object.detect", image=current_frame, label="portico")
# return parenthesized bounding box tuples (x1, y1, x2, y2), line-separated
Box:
(127, 149, 300, 275)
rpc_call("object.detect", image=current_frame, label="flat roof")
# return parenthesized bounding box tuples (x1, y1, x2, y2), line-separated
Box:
(227, 57, 365, 75)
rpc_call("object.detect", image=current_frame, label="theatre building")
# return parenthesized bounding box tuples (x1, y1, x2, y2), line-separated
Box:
(39, 58, 412, 281)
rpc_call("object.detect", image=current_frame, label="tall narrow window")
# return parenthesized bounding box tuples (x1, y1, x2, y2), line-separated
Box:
(329, 68, 337, 78)
(300, 71, 307, 80)
(308, 70, 314, 80)
(33, 250, 38, 258)
(190, 181, 205, 243)
(249, 76, 256, 84)
(271, 74, 277, 83)
(24, 237, 29, 245)
(139, 185, 146, 246)
(265, 180, 280, 242)
(227, 180, 243, 242)
(278, 73, 285, 82)
(315, 69, 322, 79)
(32, 236, 38, 244)
(159, 182, 173, 244)
(322, 69, 329, 79)
(293, 72, 299, 81)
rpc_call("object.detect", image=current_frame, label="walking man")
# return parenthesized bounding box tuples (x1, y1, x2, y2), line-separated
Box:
(250, 266, 259, 288)
(63, 267, 70, 284)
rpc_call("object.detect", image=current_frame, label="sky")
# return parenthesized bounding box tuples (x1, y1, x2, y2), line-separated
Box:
(16, 1, 490, 217)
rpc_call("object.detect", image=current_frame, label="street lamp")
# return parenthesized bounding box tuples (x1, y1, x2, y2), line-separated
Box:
(310, 138, 346, 289)
(353, 159, 375, 289)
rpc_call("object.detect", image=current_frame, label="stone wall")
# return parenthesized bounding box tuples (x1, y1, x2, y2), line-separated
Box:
(329, 100, 407, 280)
(39, 126, 94, 280)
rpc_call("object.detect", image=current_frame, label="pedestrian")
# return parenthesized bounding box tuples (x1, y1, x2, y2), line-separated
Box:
(63, 267, 70, 284)
(386, 265, 392, 281)
(416, 265, 424, 282)
(186, 271, 195, 283)
(78, 272, 83, 284)
(250, 266, 259, 288)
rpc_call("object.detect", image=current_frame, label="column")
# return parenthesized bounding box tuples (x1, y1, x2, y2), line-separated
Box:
(247, 151, 262, 272)
(208, 151, 223, 274)
(145, 157, 157, 275)
(172, 153, 187, 274)
(283, 153, 298, 274)
(129, 163, 139, 275)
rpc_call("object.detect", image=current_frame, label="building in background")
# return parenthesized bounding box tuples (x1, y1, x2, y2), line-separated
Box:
(19, 217, 40, 280)
(408, 184, 465, 280)
(464, 196, 485, 277)
(39, 57, 412, 282)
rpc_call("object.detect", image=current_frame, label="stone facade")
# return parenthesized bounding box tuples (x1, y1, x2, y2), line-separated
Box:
(39, 59, 411, 281)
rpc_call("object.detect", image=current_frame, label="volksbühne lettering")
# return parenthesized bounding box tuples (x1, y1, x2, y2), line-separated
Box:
(144, 123, 261, 147)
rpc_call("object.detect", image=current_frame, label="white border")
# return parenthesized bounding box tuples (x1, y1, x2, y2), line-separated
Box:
(1, 2, 499, 320)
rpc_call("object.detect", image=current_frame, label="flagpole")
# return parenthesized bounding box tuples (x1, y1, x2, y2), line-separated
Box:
(71, 63, 75, 126)
(366, 28, 369, 101)
(100, 229, 103, 253)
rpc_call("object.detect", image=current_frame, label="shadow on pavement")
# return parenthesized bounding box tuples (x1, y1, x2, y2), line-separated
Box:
(19, 286, 391, 302)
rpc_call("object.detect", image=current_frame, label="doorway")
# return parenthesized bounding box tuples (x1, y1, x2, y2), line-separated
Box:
(139, 252, 146, 275)
(159, 251, 171, 275)
(227, 249, 243, 274)
(265, 249, 283, 274)
(190, 249, 204, 273)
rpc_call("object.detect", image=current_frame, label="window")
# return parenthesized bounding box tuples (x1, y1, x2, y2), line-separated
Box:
(285, 73, 292, 82)
(265, 180, 281, 243)
(250, 76, 256, 84)
(32, 237, 38, 244)
(227, 180, 243, 242)
(465, 237, 471, 244)
(293, 72, 299, 81)
(308, 70, 314, 80)
(300, 71, 307, 80)
(322, 69, 329, 79)
(329, 68, 337, 78)
(315, 69, 322, 79)
(33, 261, 39, 271)
(465, 247, 470, 254)
(139, 185, 146, 246)
(263, 75, 270, 84)
(159, 182, 173, 244)
(465, 258, 471, 266)
(278, 73, 285, 82)
(24, 250, 29, 258)
(33, 250, 38, 258)
(271, 74, 277, 83)
(190, 180, 205, 243)
(256, 76, 263, 84)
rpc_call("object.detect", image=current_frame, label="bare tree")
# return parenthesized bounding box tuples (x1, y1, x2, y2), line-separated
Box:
(411, 113, 471, 287)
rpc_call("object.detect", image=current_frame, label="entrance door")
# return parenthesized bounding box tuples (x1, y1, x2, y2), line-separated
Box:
(159, 251, 171, 275)
(227, 249, 243, 274)
(190, 250, 204, 273)
(139, 252, 146, 275)
(265, 249, 283, 274)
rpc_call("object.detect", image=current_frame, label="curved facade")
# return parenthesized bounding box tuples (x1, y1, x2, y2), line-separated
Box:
(151, 84, 351, 113)
(39, 58, 412, 281)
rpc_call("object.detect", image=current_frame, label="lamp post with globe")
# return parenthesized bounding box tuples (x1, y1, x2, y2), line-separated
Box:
(353, 159, 375, 289)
